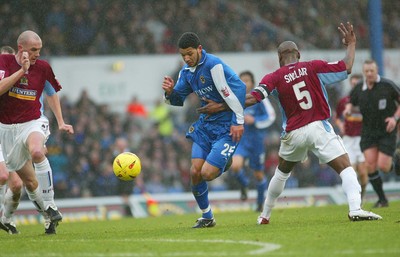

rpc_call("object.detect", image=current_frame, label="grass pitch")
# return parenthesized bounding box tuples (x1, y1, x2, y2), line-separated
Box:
(1, 201, 399, 257)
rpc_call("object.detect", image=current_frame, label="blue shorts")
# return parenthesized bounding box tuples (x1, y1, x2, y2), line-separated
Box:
(187, 120, 238, 171)
(234, 137, 265, 171)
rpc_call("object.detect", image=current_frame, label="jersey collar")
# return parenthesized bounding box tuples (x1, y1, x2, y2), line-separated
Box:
(184, 49, 207, 72)
(362, 75, 381, 91)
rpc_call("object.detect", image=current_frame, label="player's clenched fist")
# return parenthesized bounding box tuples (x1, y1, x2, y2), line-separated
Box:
(21, 51, 30, 72)
(162, 76, 175, 95)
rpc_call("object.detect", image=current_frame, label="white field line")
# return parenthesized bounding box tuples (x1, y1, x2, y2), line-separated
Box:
(9, 238, 281, 256)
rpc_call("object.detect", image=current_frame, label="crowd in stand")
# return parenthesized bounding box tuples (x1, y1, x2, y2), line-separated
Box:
(2, 1, 399, 198)
(1, 1, 400, 57)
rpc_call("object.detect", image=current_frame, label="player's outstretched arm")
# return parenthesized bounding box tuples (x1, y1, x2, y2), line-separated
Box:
(197, 92, 259, 115)
(46, 94, 74, 134)
(338, 22, 356, 74)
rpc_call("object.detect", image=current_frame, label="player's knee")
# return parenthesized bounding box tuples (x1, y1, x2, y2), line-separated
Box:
(201, 169, 219, 181)
(190, 165, 201, 177)
(230, 157, 242, 171)
(9, 179, 23, 193)
(230, 162, 241, 172)
(0, 171, 8, 183)
(30, 148, 45, 161)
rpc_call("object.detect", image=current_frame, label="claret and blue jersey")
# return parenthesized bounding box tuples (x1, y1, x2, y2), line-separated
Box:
(259, 60, 348, 133)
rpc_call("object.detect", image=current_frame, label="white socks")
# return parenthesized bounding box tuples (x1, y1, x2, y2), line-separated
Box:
(261, 168, 291, 219)
(34, 158, 56, 210)
(340, 166, 362, 212)
(25, 186, 46, 213)
(1, 189, 20, 223)
(0, 183, 5, 208)
(0, 184, 6, 222)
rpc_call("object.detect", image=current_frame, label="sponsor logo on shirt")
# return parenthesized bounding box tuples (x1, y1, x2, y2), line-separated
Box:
(8, 87, 37, 100)
(0, 70, 4, 80)
(195, 86, 213, 96)
(221, 86, 230, 97)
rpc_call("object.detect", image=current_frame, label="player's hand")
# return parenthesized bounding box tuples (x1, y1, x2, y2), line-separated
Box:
(162, 76, 175, 95)
(197, 98, 225, 115)
(21, 51, 30, 72)
(59, 123, 74, 134)
(343, 103, 352, 117)
(244, 114, 255, 125)
(230, 124, 244, 142)
(338, 22, 356, 46)
(385, 117, 397, 133)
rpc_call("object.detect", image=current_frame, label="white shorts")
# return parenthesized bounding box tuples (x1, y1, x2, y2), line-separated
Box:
(342, 135, 364, 165)
(0, 120, 46, 171)
(37, 116, 51, 142)
(279, 120, 347, 164)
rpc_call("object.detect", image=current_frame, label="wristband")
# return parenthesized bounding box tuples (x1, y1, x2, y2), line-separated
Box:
(394, 115, 400, 123)
(252, 84, 269, 102)
(250, 91, 263, 102)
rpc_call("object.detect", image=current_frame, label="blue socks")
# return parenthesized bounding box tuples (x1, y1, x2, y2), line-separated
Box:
(191, 181, 213, 219)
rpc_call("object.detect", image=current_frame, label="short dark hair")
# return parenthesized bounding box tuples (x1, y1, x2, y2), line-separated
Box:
(363, 59, 376, 65)
(0, 45, 15, 54)
(178, 32, 200, 49)
(239, 70, 255, 84)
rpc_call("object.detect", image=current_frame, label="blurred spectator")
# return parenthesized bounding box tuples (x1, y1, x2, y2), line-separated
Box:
(150, 99, 174, 138)
(126, 95, 148, 118)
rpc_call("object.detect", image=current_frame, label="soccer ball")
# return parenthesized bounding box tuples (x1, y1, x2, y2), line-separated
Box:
(112, 152, 141, 181)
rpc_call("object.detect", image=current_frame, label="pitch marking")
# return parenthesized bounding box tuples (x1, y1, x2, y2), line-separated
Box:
(18, 238, 281, 256)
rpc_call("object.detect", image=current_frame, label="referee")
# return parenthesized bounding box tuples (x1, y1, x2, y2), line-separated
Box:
(345, 59, 400, 208)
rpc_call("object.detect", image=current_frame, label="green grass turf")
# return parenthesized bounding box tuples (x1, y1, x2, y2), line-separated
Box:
(1, 201, 399, 257)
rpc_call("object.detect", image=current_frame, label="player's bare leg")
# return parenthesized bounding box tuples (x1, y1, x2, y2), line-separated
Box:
(28, 132, 62, 234)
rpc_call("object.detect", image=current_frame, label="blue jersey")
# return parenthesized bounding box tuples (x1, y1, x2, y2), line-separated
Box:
(166, 49, 246, 125)
(235, 99, 276, 170)
(165, 49, 246, 170)
(242, 99, 275, 142)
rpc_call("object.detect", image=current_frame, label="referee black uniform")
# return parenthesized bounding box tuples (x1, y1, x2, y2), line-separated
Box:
(350, 75, 400, 206)
(350, 76, 400, 155)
